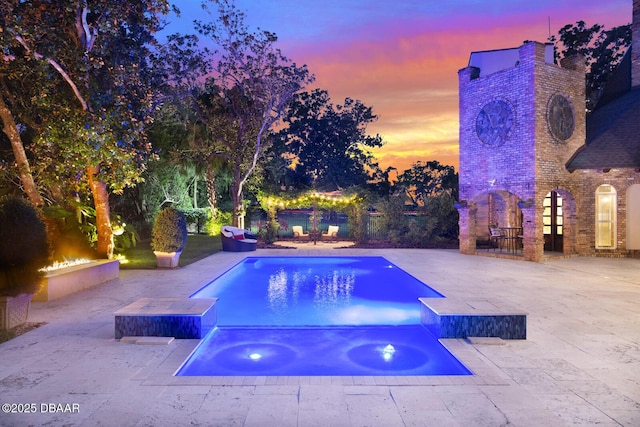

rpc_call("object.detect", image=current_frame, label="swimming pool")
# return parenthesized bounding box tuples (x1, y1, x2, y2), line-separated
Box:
(178, 256, 471, 376)
(189, 256, 444, 326)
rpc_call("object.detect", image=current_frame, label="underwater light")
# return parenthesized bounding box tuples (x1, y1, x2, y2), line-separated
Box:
(381, 344, 396, 361)
(248, 353, 262, 361)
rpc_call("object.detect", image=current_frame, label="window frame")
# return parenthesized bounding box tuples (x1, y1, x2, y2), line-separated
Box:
(595, 184, 617, 249)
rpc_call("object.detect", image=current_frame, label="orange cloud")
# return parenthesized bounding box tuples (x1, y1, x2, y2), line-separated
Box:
(168, 1, 630, 177)
(270, 1, 630, 173)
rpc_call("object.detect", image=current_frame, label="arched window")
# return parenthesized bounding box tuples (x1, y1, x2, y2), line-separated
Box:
(595, 185, 616, 249)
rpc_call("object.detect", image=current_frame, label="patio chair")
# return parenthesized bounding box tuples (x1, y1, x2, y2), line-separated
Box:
(322, 225, 339, 241)
(220, 225, 257, 252)
(291, 225, 309, 240)
(488, 225, 504, 251)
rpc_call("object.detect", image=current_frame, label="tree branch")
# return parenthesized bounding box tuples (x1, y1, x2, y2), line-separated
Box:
(77, 3, 97, 52)
(8, 30, 89, 112)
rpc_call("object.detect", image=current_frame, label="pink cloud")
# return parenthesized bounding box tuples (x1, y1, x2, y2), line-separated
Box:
(258, 0, 631, 172)
(288, 5, 628, 170)
(168, 1, 630, 174)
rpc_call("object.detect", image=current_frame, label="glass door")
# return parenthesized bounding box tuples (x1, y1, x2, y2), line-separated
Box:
(543, 191, 563, 252)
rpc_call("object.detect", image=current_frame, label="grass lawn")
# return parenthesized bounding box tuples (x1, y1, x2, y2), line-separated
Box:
(119, 234, 222, 269)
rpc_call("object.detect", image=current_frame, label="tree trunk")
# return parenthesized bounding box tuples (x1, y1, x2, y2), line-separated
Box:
(87, 165, 114, 259)
(192, 175, 198, 209)
(0, 95, 44, 207)
(231, 187, 241, 227)
(204, 165, 217, 220)
(231, 167, 243, 228)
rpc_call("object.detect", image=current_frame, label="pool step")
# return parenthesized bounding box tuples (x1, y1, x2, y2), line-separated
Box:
(420, 298, 527, 340)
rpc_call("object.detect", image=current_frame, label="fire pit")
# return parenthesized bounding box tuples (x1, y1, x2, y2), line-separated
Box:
(33, 259, 120, 302)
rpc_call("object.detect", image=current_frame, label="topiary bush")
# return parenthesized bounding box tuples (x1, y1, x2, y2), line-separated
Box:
(151, 207, 188, 253)
(0, 196, 50, 296)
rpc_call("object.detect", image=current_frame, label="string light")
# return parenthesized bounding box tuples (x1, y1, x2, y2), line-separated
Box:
(258, 191, 361, 210)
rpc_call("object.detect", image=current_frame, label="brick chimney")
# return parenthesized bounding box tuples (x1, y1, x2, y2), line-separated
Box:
(633, 0, 640, 86)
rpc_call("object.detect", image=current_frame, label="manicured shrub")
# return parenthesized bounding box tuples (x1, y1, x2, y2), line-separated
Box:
(151, 207, 188, 253)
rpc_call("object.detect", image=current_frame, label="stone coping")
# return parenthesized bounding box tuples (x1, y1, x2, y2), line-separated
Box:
(114, 297, 218, 316)
(419, 297, 527, 316)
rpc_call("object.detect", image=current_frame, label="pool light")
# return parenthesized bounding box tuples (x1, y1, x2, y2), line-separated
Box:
(248, 353, 262, 361)
(381, 344, 396, 361)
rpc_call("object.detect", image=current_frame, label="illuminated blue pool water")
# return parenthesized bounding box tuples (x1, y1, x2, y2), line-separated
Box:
(178, 256, 471, 376)
(189, 256, 444, 326)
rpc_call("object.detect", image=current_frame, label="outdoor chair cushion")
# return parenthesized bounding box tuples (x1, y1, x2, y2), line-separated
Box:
(221, 225, 257, 252)
(322, 225, 339, 239)
(292, 225, 309, 238)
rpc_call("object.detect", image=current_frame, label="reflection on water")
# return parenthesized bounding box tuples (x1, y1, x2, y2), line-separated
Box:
(313, 269, 355, 306)
(333, 304, 417, 324)
(267, 267, 355, 311)
(190, 256, 444, 326)
(267, 268, 290, 311)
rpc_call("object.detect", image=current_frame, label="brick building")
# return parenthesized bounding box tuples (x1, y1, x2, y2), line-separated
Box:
(456, 0, 640, 261)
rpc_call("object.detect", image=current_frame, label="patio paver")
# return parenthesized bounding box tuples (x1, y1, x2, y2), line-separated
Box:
(0, 247, 639, 426)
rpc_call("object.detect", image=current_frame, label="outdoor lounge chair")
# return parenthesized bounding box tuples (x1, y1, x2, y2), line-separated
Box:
(220, 225, 257, 252)
(322, 225, 339, 241)
(291, 225, 309, 240)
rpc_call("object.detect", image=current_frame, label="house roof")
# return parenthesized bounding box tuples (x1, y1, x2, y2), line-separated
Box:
(566, 86, 640, 171)
(594, 46, 632, 107)
(566, 48, 640, 171)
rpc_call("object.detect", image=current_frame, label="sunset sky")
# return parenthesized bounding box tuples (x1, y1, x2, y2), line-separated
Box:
(167, 0, 631, 173)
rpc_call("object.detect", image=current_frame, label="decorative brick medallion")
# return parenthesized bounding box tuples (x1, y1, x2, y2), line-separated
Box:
(546, 93, 575, 141)
(475, 99, 514, 146)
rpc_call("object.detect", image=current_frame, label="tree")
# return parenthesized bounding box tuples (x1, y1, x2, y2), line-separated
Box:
(193, 0, 314, 226)
(148, 32, 217, 218)
(549, 21, 631, 111)
(177, 83, 244, 219)
(271, 89, 384, 191)
(375, 161, 459, 246)
(0, 0, 173, 258)
(394, 160, 458, 208)
(144, 102, 210, 215)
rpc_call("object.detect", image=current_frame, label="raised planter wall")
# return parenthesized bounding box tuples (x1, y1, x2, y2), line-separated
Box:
(0, 293, 32, 330)
(33, 260, 120, 302)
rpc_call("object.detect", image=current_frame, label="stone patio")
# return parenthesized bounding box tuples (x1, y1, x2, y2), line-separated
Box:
(0, 247, 639, 426)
